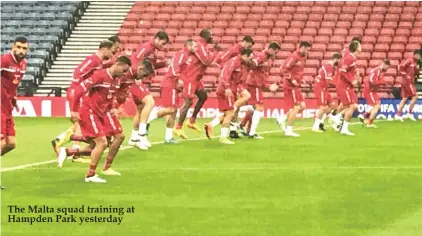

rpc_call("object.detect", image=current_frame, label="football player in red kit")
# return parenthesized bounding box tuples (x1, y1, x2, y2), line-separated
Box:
(0, 36, 29, 189)
(395, 50, 421, 121)
(147, 39, 197, 143)
(51, 40, 116, 158)
(358, 59, 390, 128)
(312, 52, 342, 132)
(214, 49, 253, 144)
(62, 56, 131, 183)
(239, 43, 281, 139)
(336, 41, 362, 136)
(276, 41, 312, 137)
(174, 29, 220, 138)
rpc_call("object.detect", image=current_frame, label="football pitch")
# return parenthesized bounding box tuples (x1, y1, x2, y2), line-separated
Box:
(1, 117, 421, 236)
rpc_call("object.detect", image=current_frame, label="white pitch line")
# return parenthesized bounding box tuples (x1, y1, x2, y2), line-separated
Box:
(0, 121, 390, 173)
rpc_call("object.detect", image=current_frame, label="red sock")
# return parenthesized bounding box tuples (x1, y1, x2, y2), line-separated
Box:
(86, 164, 97, 177)
(189, 117, 196, 124)
(103, 157, 113, 171)
(70, 135, 86, 142)
(176, 123, 183, 129)
(397, 111, 402, 116)
(409, 108, 413, 114)
(240, 111, 253, 128)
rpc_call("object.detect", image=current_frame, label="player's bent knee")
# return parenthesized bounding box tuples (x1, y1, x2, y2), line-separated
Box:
(95, 137, 108, 149)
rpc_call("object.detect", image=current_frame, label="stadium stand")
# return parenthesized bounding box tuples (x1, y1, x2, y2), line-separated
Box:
(0, 1, 87, 96)
(1, 1, 421, 98)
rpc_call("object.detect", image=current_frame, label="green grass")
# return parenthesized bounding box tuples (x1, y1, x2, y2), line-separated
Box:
(1, 117, 421, 236)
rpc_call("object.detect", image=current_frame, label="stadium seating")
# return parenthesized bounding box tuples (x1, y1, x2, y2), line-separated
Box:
(118, 1, 422, 97)
(0, 1, 86, 94)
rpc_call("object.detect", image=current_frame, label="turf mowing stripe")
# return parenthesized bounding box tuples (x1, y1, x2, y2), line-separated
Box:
(0, 120, 389, 172)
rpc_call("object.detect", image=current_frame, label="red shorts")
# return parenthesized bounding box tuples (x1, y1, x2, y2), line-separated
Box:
(401, 84, 416, 98)
(79, 108, 122, 138)
(217, 91, 235, 111)
(183, 80, 204, 98)
(161, 87, 180, 108)
(363, 91, 380, 106)
(336, 87, 357, 106)
(284, 88, 304, 107)
(247, 86, 263, 105)
(131, 84, 150, 105)
(1, 113, 15, 139)
(315, 87, 333, 106)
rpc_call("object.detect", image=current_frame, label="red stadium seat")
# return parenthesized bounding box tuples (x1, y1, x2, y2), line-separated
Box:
(320, 21, 335, 29)
(249, 13, 263, 21)
(342, 6, 357, 14)
(357, 6, 373, 14)
(323, 14, 338, 21)
(244, 20, 259, 28)
(297, 6, 312, 13)
(283, 35, 299, 44)
(152, 20, 168, 28)
(260, 20, 274, 29)
(377, 36, 393, 44)
(256, 28, 271, 36)
(360, 1, 375, 7)
(375, 1, 390, 7)
(161, 6, 175, 14)
(354, 13, 369, 22)
(306, 21, 321, 29)
(372, 52, 387, 60)
(388, 52, 403, 60)
(359, 52, 371, 60)
(229, 21, 244, 29)
(389, 44, 405, 52)
(334, 28, 348, 36)
(398, 22, 413, 29)
(279, 43, 295, 52)
(339, 14, 354, 22)
(299, 35, 314, 43)
(392, 36, 408, 44)
(211, 28, 225, 36)
(282, 6, 296, 14)
(167, 21, 182, 28)
(385, 13, 400, 22)
(374, 44, 389, 52)
(370, 14, 384, 21)
(254, 35, 268, 43)
(172, 13, 186, 21)
(336, 21, 351, 29)
(409, 36, 422, 44)
(165, 28, 178, 37)
(411, 28, 422, 36)
(175, 6, 190, 14)
(287, 28, 302, 36)
(362, 36, 376, 45)
(330, 35, 345, 44)
(266, 6, 281, 14)
(403, 6, 418, 14)
(122, 21, 137, 28)
(275, 20, 289, 29)
(126, 12, 139, 21)
(250, 6, 266, 14)
(191, 6, 206, 13)
(388, 6, 403, 14)
(243, 28, 256, 36)
(314, 35, 329, 43)
(213, 21, 229, 28)
(155, 13, 171, 21)
(278, 51, 292, 59)
(326, 6, 341, 14)
(405, 1, 420, 6)
(225, 28, 240, 36)
(272, 28, 287, 36)
(352, 21, 367, 28)
(236, 6, 250, 14)
(175, 35, 189, 43)
(406, 43, 421, 52)
(290, 21, 306, 29)
(367, 21, 382, 29)
(308, 13, 323, 21)
(198, 21, 213, 28)
(232, 13, 247, 21)
(415, 21, 422, 28)
(293, 14, 308, 21)
(349, 28, 364, 36)
(119, 28, 133, 36)
(311, 6, 326, 14)
(383, 21, 398, 29)
(205, 6, 220, 13)
(365, 28, 379, 37)
(312, 43, 327, 51)
(397, 28, 411, 37)
(221, 35, 236, 43)
(308, 51, 324, 60)
(220, 6, 235, 13)
(303, 28, 317, 36)
(361, 44, 374, 52)
(327, 44, 342, 51)
(268, 35, 282, 43)
(373, 6, 388, 14)
(182, 21, 197, 29)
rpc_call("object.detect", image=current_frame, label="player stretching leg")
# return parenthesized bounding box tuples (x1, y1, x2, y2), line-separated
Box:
(395, 50, 421, 121)
(175, 29, 220, 138)
(276, 41, 312, 137)
(312, 53, 342, 132)
(336, 41, 362, 136)
(148, 40, 197, 142)
(125, 60, 155, 150)
(67, 56, 131, 183)
(215, 49, 253, 144)
(0, 37, 29, 189)
(359, 59, 390, 127)
(242, 43, 281, 138)
(52, 41, 116, 161)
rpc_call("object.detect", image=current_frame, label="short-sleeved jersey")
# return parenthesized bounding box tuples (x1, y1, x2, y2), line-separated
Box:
(246, 50, 273, 89)
(216, 56, 247, 93)
(364, 66, 385, 92)
(71, 68, 120, 116)
(162, 47, 192, 88)
(398, 57, 419, 85)
(184, 38, 217, 82)
(280, 50, 306, 89)
(1, 52, 27, 112)
(336, 52, 357, 88)
(315, 62, 335, 90)
(71, 53, 103, 87)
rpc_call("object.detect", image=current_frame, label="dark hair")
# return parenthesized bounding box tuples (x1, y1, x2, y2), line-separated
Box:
(413, 50, 421, 55)
(184, 39, 195, 46)
(242, 36, 255, 45)
(154, 31, 169, 43)
(299, 41, 312, 48)
(141, 59, 154, 75)
(99, 40, 115, 49)
(351, 36, 362, 44)
(240, 48, 253, 57)
(199, 28, 212, 40)
(14, 36, 28, 44)
(116, 55, 132, 66)
(333, 52, 342, 59)
(349, 41, 360, 53)
(383, 59, 391, 66)
(268, 42, 281, 50)
(107, 35, 120, 43)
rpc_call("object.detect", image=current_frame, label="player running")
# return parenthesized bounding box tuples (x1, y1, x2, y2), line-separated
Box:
(207, 36, 255, 139)
(239, 43, 281, 138)
(336, 41, 362, 136)
(173, 29, 220, 139)
(214, 48, 253, 144)
(312, 52, 342, 132)
(147, 39, 197, 143)
(358, 59, 390, 128)
(395, 50, 421, 121)
(276, 41, 312, 137)
(0, 36, 29, 190)
(51, 41, 116, 160)
(64, 56, 131, 183)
